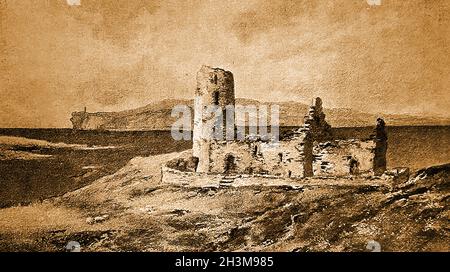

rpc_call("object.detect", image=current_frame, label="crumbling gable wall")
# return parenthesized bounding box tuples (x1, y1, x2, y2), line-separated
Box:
(304, 97, 333, 142)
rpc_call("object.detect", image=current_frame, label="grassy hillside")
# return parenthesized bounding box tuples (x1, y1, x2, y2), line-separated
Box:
(0, 152, 448, 252)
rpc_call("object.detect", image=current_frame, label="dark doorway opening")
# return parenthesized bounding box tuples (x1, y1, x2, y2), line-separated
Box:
(224, 154, 236, 174)
(349, 158, 359, 175)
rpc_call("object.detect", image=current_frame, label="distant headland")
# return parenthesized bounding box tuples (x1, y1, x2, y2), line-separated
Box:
(71, 99, 450, 131)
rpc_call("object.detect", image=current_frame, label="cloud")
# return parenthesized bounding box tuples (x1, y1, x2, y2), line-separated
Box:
(230, 0, 370, 43)
(57, 0, 163, 47)
(66, 0, 80, 6)
(229, 0, 450, 116)
(0, 0, 449, 127)
(230, 0, 319, 43)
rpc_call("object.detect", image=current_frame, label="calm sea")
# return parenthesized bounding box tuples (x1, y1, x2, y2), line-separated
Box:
(0, 126, 448, 207)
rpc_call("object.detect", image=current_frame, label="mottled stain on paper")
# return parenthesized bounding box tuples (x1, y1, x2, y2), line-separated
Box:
(0, 0, 448, 127)
(66, 0, 80, 6)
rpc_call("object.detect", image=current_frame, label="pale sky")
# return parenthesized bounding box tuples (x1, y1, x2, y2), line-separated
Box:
(0, 0, 449, 127)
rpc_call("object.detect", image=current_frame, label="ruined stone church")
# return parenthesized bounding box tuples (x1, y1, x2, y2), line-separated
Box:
(162, 65, 388, 187)
(190, 65, 387, 179)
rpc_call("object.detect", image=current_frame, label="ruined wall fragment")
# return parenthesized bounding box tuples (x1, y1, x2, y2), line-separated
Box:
(303, 97, 333, 142)
(372, 118, 388, 175)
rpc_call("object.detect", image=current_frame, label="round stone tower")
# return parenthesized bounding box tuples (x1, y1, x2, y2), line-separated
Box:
(193, 65, 235, 173)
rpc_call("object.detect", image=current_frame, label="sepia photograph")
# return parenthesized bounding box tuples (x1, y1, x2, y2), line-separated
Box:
(0, 0, 448, 260)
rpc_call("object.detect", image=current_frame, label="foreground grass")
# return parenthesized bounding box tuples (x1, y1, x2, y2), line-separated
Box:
(0, 151, 448, 252)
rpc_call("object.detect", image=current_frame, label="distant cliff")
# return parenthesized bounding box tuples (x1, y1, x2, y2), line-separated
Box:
(70, 99, 193, 131)
(71, 99, 450, 130)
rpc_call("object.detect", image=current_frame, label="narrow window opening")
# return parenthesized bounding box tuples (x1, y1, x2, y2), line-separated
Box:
(213, 91, 220, 105)
(254, 145, 258, 156)
(278, 153, 283, 163)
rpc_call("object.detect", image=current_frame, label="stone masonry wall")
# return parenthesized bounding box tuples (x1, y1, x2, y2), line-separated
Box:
(313, 139, 376, 177)
(193, 66, 235, 173)
(207, 131, 311, 178)
(161, 166, 391, 188)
